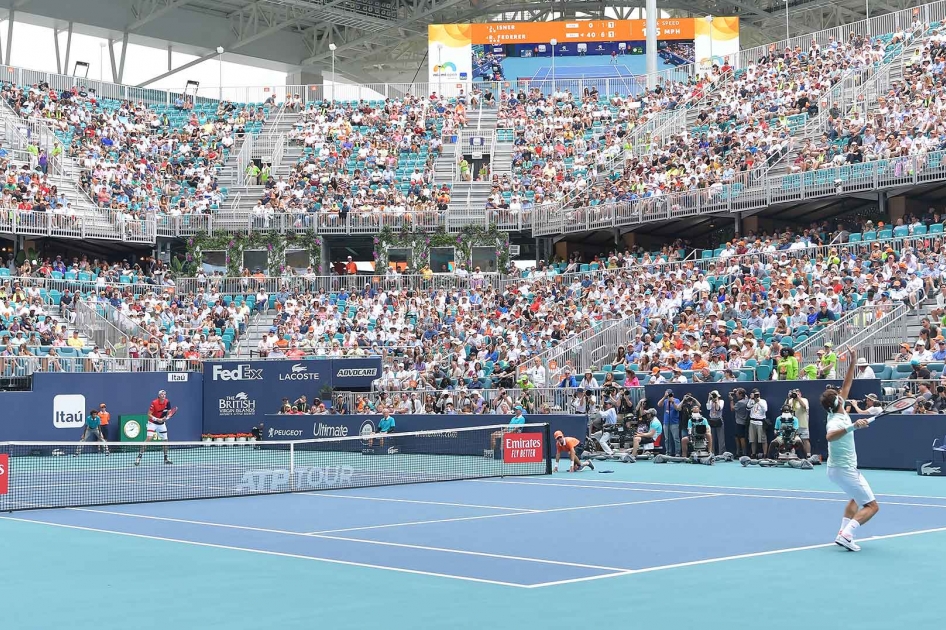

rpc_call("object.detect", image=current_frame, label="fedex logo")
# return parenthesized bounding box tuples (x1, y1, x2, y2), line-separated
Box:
(212, 364, 263, 381)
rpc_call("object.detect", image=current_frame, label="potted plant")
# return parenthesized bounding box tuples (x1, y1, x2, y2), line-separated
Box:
(213, 434, 226, 444)
(201, 433, 213, 445)
(236, 433, 247, 443)
(224, 433, 236, 444)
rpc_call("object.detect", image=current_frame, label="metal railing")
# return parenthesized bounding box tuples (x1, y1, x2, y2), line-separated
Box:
(794, 301, 912, 366)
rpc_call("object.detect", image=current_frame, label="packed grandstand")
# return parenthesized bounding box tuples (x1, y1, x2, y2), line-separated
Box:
(0, 2, 941, 415)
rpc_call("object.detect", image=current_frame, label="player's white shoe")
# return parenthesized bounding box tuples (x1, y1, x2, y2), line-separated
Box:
(835, 533, 861, 552)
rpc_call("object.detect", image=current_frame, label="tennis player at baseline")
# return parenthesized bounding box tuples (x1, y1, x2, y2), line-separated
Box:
(135, 389, 174, 466)
(552, 430, 594, 473)
(820, 347, 879, 552)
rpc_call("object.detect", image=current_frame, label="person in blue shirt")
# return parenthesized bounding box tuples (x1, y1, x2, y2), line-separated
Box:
(766, 405, 806, 459)
(557, 367, 578, 388)
(933, 339, 946, 361)
(75, 409, 109, 456)
(658, 389, 682, 456)
(629, 408, 663, 460)
(492, 406, 527, 451)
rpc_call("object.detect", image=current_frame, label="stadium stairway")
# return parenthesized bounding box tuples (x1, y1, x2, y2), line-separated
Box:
(232, 313, 271, 359)
(0, 103, 132, 242)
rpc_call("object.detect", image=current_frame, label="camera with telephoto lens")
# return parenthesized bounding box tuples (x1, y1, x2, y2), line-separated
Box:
(789, 389, 799, 399)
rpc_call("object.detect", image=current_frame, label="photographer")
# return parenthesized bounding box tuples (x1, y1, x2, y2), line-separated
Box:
(706, 390, 726, 455)
(682, 404, 712, 458)
(934, 386, 946, 414)
(590, 399, 618, 455)
(572, 389, 595, 414)
(729, 388, 749, 457)
(658, 389, 683, 457)
(766, 405, 807, 459)
(677, 392, 699, 450)
(621, 396, 648, 448)
(746, 388, 768, 459)
(786, 388, 811, 456)
(847, 393, 883, 416)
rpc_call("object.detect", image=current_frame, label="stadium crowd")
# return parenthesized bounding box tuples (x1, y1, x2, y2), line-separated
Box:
(1, 80, 263, 219)
(489, 27, 920, 216)
(793, 24, 946, 171)
(262, 94, 459, 226)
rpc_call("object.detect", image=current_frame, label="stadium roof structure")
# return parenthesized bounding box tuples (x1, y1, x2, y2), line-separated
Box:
(9, 0, 909, 86)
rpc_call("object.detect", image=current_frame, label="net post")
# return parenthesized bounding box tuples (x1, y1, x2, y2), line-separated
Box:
(544, 423, 552, 476)
(289, 442, 295, 491)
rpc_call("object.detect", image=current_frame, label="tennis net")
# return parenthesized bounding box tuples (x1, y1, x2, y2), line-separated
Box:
(0, 423, 551, 511)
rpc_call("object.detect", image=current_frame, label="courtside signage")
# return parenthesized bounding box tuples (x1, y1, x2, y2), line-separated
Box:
(53, 394, 86, 429)
(503, 432, 544, 463)
(0, 453, 8, 495)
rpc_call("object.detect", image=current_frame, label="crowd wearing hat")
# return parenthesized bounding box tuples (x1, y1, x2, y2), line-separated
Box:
(491, 29, 905, 215)
(795, 24, 946, 172)
(261, 95, 454, 228)
(1, 82, 255, 221)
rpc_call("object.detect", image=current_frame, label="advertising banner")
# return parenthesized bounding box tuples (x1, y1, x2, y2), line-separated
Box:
(0, 453, 8, 495)
(0, 372, 204, 442)
(202, 359, 382, 433)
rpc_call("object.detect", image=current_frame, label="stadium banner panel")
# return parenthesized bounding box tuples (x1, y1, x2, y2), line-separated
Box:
(202, 359, 382, 431)
(0, 372, 204, 442)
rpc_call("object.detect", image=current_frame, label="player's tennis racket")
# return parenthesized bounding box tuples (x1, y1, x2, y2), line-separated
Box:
(164, 406, 178, 420)
(866, 395, 916, 423)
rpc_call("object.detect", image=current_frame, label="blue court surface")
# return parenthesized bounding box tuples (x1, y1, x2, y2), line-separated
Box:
(2, 463, 944, 629)
(494, 54, 680, 84)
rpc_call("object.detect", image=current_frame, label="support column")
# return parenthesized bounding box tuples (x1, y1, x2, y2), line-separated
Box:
(168, 44, 173, 72)
(63, 23, 73, 75)
(645, 0, 657, 88)
(53, 27, 62, 74)
(5, 9, 14, 68)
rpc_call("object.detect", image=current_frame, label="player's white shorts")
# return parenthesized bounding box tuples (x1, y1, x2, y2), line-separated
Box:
(828, 466, 876, 506)
(147, 421, 169, 440)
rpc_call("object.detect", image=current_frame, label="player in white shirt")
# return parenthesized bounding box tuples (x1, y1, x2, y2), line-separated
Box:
(821, 347, 880, 552)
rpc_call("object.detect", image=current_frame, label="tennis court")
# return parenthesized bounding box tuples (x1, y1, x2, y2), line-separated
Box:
(2, 456, 943, 630)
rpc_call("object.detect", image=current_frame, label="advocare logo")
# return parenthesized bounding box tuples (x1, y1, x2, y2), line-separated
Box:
(212, 364, 263, 381)
(279, 363, 320, 381)
(336, 368, 378, 378)
(218, 392, 257, 416)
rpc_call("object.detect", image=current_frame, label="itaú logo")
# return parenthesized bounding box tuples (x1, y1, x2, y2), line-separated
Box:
(279, 364, 320, 381)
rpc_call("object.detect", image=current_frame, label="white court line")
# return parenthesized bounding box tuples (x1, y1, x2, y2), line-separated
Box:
(495, 476, 946, 501)
(525, 525, 946, 588)
(308, 494, 720, 534)
(475, 479, 946, 508)
(299, 493, 539, 512)
(0, 516, 529, 589)
(58, 508, 628, 573)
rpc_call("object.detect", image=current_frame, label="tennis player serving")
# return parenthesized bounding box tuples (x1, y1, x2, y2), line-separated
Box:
(821, 346, 880, 552)
(135, 389, 177, 466)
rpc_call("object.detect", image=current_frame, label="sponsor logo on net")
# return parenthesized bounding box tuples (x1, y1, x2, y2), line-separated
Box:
(268, 427, 304, 438)
(212, 364, 263, 381)
(218, 392, 257, 416)
(279, 363, 320, 381)
(238, 466, 355, 492)
(336, 368, 378, 379)
(53, 394, 86, 428)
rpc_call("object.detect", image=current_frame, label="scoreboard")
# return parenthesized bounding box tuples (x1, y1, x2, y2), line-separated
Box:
(469, 19, 696, 45)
